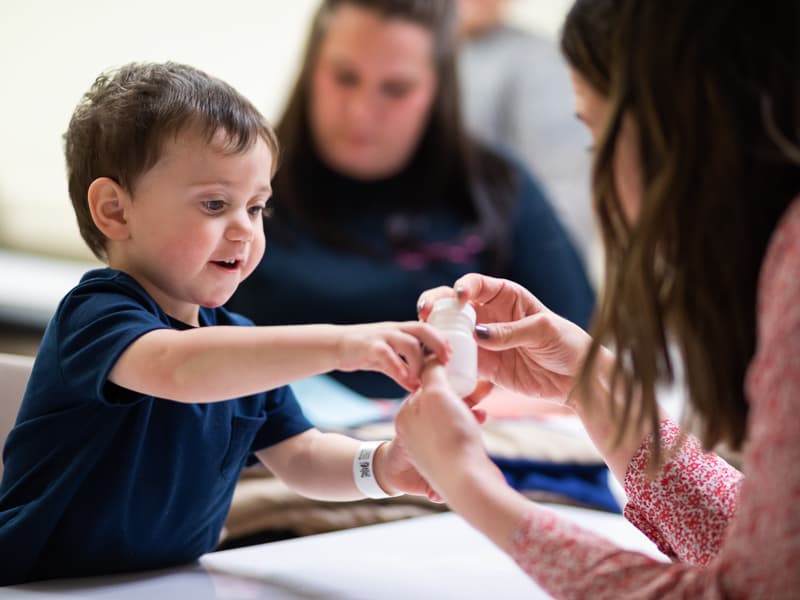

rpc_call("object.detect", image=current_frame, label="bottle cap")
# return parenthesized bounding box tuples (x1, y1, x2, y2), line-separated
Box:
(431, 297, 476, 324)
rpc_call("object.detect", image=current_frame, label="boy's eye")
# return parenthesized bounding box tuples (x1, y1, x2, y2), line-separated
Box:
(203, 200, 226, 213)
(248, 204, 267, 217)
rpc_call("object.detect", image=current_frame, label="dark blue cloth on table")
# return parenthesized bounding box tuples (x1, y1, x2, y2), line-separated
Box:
(491, 456, 621, 513)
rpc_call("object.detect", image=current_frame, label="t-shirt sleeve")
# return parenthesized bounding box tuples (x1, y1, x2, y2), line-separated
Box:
(247, 385, 313, 463)
(54, 276, 169, 406)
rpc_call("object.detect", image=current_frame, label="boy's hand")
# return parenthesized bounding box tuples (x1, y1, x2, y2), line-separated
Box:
(372, 437, 442, 501)
(335, 322, 451, 392)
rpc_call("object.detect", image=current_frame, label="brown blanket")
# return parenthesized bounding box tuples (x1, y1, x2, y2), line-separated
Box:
(221, 416, 603, 545)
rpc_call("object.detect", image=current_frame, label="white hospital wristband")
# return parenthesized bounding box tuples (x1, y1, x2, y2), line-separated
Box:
(353, 440, 403, 499)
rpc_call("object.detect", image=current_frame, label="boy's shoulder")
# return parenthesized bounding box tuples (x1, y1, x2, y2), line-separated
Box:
(62, 267, 254, 329)
(56, 267, 162, 323)
(68, 267, 151, 301)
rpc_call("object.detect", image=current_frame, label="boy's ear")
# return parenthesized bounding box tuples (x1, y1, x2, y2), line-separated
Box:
(87, 177, 131, 241)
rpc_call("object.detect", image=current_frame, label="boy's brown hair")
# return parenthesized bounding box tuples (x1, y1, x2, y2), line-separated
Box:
(64, 62, 279, 261)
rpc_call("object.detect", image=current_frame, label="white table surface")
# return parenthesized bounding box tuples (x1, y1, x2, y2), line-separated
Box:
(1, 503, 667, 599)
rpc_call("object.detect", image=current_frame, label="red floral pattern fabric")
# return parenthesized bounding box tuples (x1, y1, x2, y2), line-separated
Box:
(509, 196, 800, 598)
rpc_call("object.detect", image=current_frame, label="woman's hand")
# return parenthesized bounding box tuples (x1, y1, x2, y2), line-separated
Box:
(418, 274, 594, 403)
(380, 375, 493, 500)
(394, 360, 505, 502)
(335, 321, 451, 392)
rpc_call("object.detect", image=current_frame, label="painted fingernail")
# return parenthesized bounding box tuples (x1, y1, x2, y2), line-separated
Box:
(475, 325, 490, 340)
(455, 286, 465, 299)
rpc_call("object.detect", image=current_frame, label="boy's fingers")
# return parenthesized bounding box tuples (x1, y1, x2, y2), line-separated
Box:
(380, 346, 416, 391)
(403, 322, 450, 364)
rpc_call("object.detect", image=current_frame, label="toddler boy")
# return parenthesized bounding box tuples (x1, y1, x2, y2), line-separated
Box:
(0, 62, 448, 585)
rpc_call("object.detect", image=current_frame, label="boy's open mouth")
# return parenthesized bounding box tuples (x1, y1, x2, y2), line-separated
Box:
(212, 259, 240, 270)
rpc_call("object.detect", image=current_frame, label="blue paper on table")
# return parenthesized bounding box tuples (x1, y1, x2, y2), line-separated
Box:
(291, 375, 388, 429)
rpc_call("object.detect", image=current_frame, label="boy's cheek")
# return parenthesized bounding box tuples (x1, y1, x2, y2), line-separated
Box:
(242, 237, 266, 278)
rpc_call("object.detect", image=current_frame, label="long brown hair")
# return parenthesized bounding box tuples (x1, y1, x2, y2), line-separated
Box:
(562, 0, 800, 460)
(271, 0, 516, 270)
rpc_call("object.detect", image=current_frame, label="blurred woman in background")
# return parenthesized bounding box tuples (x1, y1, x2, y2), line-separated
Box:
(228, 0, 594, 398)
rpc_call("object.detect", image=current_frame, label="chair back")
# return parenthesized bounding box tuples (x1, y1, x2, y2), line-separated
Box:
(0, 353, 34, 480)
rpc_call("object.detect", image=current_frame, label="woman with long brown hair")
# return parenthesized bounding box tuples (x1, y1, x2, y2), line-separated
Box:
(398, 0, 800, 596)
(227, 0, 594, 398)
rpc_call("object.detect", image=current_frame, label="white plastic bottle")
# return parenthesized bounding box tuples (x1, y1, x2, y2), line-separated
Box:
(428, 298, 477, 397)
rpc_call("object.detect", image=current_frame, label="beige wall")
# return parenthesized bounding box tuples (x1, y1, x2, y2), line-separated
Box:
(0, 0, 572, 261)
(506, 0, 573, 38)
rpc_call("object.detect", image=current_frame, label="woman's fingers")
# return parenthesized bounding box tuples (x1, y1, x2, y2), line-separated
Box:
(467, 379, 492, 424)
(473, 316, 538, 350)
(453, 273, 546, 317)
(418, 360, 487, 425)
(464, 379, 493, 407)
(471, 407, 488, 424)
(418, 357, 452, 389)
(473, 313, 561, 351)
(416, 286, 457, 321)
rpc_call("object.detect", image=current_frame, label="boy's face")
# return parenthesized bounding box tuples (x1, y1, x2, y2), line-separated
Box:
(110, 126, 272, 325)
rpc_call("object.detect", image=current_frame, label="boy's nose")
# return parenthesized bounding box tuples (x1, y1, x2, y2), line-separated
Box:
(226, 214, 254, 242)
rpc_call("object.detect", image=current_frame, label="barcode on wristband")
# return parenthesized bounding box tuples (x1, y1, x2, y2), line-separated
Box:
(353, 440, 396, 499)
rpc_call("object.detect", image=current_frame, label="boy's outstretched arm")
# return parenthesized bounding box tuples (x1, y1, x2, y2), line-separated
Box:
(108, 322, 449, 403)
(255, 428, 429, 501)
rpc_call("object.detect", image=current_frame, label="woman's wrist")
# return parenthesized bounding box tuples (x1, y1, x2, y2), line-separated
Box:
(564, 345, 614, 414)
(563, 346, 655, 483)
(434, 450, 498, 505)
(441, 455, 535, 555)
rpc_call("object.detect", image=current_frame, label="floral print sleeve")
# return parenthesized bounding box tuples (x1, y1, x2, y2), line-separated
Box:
(622, 420, 742, 565)
(508, 196, 800, 598)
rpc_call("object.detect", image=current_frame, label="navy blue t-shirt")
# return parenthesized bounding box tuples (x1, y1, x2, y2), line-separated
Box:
(0, 269, 313, 584)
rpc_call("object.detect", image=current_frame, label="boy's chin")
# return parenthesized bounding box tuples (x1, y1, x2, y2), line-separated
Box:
(201, 302, 225, 309)
(199, 294, 233, 309)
